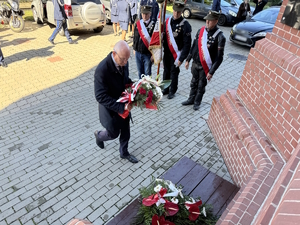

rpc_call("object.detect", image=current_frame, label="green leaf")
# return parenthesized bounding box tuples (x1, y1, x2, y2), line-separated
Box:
(160, 80, 171, 90)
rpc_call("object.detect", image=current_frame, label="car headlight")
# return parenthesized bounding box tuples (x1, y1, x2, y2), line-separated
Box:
(228, 10, 237, 17)
(232, 24, 236, 31)
(253, 32, 267, 37)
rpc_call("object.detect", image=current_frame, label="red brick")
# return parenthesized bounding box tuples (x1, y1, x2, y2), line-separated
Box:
(260, 204, 276, 225)
(291, 35, 300, 45)
(283, 130, 293, 142)
(291, 119, 300, 131)
(289, 97, 298, 109)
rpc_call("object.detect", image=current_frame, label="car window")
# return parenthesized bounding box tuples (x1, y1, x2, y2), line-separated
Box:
(252, 9, 279, 24)
(71, 0, 101, 4)
(221, 0, 232, 7)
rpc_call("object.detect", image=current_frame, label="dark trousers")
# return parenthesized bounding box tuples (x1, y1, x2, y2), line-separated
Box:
(96, 118, 130, 157)
(188, 62, 207, 105)
(163, 54, 180, 94)
(49, 20, 72, 42)
(0, 48, 4, 62)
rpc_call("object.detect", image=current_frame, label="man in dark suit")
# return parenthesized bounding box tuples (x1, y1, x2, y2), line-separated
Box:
(94, 40, 138, 164)
(253, 0, 268, 15)
(48, 0, 76, 45)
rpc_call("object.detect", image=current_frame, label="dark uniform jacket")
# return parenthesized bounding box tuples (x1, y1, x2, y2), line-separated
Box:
(186, 26, 226, 75)
(94, 53, 132, 131)
(133, 20, 155, 55)
(163, 16, 192, 63)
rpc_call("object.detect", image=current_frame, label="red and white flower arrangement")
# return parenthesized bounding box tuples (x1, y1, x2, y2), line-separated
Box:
(117, 75, 170, 119)
(133, 178, 217, 225)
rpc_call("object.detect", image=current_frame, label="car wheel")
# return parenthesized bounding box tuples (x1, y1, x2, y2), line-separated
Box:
(59, 28, 65, 36)
(218, 14, 227, 26)
(94, 26, 103, 33)
(183, 9, 191, 19)
(106, 10, 111, 25)
(32, 7, 43, 24)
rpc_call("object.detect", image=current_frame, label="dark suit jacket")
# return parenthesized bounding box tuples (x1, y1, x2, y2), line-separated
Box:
(94, 53, 132, 131)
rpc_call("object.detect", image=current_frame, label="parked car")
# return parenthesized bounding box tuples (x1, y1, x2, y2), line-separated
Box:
(229, 6, 280, 47)
(31, 0, 106, 35)
(182, 0, 239, 26)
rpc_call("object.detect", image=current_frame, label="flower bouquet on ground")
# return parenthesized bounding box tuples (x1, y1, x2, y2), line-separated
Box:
(133, 178, 218, 225)
(117, 75, 171, 119)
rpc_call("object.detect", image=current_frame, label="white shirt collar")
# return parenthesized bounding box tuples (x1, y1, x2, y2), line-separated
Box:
(111, 52, 120, 69)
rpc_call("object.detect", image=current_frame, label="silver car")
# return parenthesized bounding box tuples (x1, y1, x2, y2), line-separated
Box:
(31, 0, 106, 35)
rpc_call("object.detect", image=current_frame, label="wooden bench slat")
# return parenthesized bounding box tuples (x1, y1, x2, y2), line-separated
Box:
(206, 179, 239, 215)
(216, 186, 239, 216)
(105, 199, 140, 225)
(190, 171, 224, 203)
(177, 163, 210, 195)
(161, 156, 197, 184)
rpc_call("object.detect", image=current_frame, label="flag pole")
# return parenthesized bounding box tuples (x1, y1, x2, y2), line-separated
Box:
(156, 0, 168, 76)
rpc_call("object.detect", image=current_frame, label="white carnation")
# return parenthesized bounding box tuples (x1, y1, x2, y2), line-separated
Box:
(154, 184, 162, 192)
(171, 197, 178, 204)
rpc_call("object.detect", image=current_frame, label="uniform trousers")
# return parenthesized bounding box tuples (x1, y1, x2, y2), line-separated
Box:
(49, 20, 72, 42)
(188, 62, 207, 105)
(163, 53, 180, 94)
(96, 117, 130, 157)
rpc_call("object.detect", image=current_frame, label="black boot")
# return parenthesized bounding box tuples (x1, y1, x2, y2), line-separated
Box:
(162, 89, 169, 95)
(193, 103, 200, 110)
(182, 99, 194, 105)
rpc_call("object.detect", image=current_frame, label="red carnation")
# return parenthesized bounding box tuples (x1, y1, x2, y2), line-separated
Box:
(148, 90, 153, 97)
(146, 96, 153, 104)
(139, 87, 146, 95)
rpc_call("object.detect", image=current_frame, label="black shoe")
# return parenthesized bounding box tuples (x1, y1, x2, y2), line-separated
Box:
(94, 131, 104, 149)
(48, 39, 55, 45)
(69, 40, 78, 44)
(193, 104, 200, 110)
(0, 61, 8, 67)
(182, 99, 194, 106)
(121, 154, 138, 163)
(167, 93, 175, 99)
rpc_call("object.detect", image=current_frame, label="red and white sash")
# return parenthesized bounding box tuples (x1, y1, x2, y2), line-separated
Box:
(137, 19, 151, 49)
(198, 26, 212, 76)
(166, 17, 181, 67)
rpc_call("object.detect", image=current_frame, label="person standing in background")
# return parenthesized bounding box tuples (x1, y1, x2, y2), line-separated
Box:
(236, 0, 251, 22)
(111, 0, 120, 36)
(253, 0, 268, 15)
(0, 48, 8, 67)
(118, 0, 130, 41)
(127, 0, 137, 38)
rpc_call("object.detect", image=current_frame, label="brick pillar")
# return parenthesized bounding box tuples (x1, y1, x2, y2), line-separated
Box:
(207, 0, 300, 224)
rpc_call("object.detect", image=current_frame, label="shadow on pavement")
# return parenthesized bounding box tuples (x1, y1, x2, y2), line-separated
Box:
(5, 46, 54, 63)
(0, 38, 36, 48)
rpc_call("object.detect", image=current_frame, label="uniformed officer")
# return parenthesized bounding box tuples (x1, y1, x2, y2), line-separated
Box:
(118, 0, 130, 41)
(48, 0, 76, 45)
(110, 0, 120, 36)
(182, 11, 226, 110)
(127, 0, 138, 38)
(162, 1, 192, 99)
(140, 0, 159, 24)
(133, 5, 155, 78)
(0, 48, 8, 68)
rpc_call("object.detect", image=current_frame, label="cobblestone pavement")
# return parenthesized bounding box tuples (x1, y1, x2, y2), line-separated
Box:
(0, 18, 250, 225)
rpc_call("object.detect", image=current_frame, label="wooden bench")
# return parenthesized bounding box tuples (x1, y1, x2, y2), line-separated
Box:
(106, 156, 239, 225)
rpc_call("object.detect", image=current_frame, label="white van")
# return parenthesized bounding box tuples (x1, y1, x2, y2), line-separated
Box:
(31, 0, 106, 35)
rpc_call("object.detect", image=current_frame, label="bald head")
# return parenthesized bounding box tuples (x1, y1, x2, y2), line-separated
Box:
(113, 40, 131, 66)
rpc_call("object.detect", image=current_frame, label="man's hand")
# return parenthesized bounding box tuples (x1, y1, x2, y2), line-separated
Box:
(178, 61, 182, 67)
(125, 103, 133, 111)
(185, 61, 189, 70)
(133, 50, 135, 55)
(207, 73, 213, 80)
(150, 56, 154, 63)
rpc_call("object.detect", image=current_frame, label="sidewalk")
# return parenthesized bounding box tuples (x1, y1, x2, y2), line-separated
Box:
(0, 19, 250, 224)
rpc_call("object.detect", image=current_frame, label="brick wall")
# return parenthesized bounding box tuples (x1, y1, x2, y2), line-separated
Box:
(208, 0, 300, 223)
(236, 0, 300, 161)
